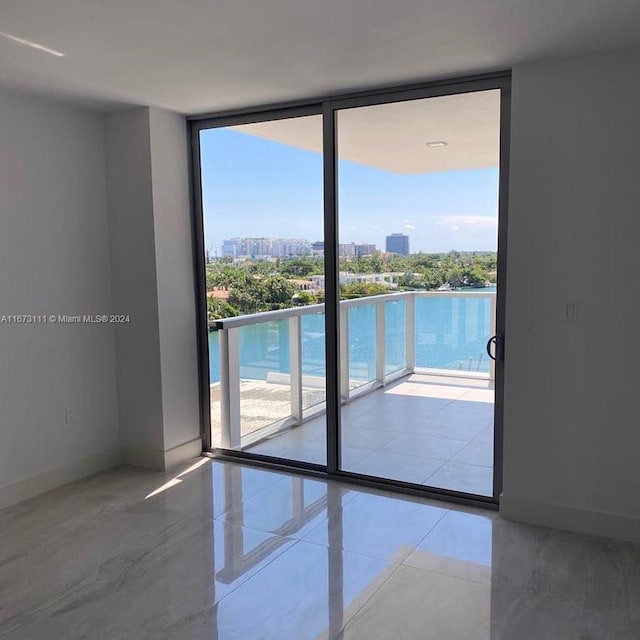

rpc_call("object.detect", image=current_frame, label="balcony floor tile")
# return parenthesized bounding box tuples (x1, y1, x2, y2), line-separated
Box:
(347, 450, 445, 485)
(243, 373, 495, 497)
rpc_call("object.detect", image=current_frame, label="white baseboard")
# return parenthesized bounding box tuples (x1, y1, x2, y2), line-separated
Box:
(122, 445, 166, 470)
(123, 437, 202, 471)
(0, 447, 123, 511)
(163, 437, 203, 470)
(500, 494, 640, 544)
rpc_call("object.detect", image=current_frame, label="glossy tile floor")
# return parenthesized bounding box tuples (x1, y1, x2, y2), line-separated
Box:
(249, 374, 495, 496)
(2, 460, 640, 639)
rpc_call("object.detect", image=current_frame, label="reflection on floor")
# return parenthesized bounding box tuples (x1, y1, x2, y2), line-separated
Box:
(249, 374, 494, 496)
(1, 459, 639, 639)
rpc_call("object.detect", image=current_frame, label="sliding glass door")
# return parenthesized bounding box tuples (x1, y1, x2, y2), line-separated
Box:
(192, 75, 509, 504)
(335, 91, 501, 498)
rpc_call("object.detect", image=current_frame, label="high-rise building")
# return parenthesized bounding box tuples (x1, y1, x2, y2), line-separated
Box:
(222, 238, 239, 258)
(272, 238, 311, 257)
(221, 237, 311, 258)
(355, 243, 377, 257)
(339, 243, 357, 257)
(310, 241, 375, 258)
(385, 233, 410, 256)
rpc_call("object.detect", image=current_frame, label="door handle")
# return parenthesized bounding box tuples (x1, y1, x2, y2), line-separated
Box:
(486, 334, 504, 361)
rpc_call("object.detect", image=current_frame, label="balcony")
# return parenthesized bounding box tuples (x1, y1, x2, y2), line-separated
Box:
(209, 291, 496, 496)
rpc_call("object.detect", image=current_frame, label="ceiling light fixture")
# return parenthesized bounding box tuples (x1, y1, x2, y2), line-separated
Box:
(425, 141, 447, 148)
(0, 30, 65, 57)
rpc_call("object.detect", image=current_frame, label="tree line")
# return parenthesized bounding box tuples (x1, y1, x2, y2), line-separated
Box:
(206, 251, 496, 322)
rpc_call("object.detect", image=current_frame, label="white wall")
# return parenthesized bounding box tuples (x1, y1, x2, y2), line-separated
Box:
(104, 107, 200, 469)
(0, 89, 121, 507)
(0, 97, 200, 507)
(502, 47, 640, 541)
(148, 109, 201, 460)
(104, 108, 165, 467)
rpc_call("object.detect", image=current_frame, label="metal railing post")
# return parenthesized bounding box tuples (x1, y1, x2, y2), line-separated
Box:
(340, 304, 350, 403)
(289, 315, 303, 424)
(376, 299, 386, 384)
(219, 327, 241, 448)
(406, 293, 416, 372)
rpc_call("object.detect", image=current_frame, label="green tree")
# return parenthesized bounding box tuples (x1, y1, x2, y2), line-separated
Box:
(292, 290, 319, 306)
(262, 276, 297, 309)
(207, 297, 239, 322)
(445, 266, 464, 289)
(464, 267, 488, 287)
(279, 258, 317, 277)
(397, 272, 420, 288)
(340, 282, 390, 299)
(227, 287, 260, 314)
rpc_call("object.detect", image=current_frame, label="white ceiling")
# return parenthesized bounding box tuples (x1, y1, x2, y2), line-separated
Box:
(0, 0, 639, 114)
(232, 90, 499, 173)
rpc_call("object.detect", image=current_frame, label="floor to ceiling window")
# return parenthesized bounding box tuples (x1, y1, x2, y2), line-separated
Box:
(191, 74, 509, 505)
(198, 112, 327, 466)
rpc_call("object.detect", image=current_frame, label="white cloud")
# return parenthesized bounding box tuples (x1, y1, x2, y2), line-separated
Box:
(404, 223, 416, 230)
(451, 226, 460, 231)
(449, 215, 497, 228)
(432, 215, 497, 229)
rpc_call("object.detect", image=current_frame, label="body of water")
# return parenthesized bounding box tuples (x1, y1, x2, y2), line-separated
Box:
(208, 288, 495, 384)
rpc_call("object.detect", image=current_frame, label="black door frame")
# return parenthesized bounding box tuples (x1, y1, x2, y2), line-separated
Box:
(189, 71, 510, 509)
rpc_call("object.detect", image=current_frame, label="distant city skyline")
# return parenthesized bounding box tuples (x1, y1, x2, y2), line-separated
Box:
(200, 128, 499, 254)
(216, 236, 381, 259)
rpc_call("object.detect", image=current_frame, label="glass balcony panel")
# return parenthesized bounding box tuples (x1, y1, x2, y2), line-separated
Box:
(415, 295, 492, 373)
(347, 303, 377, 391)
(301, 312, 327, 411)
(208, 330, 223, 447)
(238, 319, 292, 438)
(384, 299, 406, 375)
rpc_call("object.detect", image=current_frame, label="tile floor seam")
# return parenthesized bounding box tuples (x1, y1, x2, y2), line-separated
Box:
(193, 535, 360, 632)
(419, 459, 448, 485)
(447, 459, 493, 471)
(394, 561, 493, 590)
(181, 534, 308, 620)
(337, 563, 494, 640)
(468, 428, 493, 446)
(329, 560, 406, 639)
(399, 561, 491, 587)
(347, 428, 468, 462)
(295, 535, 418, 568)
(211, 485, 360, 538)
(409, 427, 487, 443)
(402, 507, 450, 551)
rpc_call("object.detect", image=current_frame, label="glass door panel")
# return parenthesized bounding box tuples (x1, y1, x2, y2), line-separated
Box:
(336, 90, 501, 496)
(200, 114, 326, 465)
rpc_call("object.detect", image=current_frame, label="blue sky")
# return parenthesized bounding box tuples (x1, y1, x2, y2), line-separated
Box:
(200, 128, 499, 254)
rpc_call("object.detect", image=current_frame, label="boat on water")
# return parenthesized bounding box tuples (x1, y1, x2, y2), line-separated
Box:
(437, 283, 452, 291)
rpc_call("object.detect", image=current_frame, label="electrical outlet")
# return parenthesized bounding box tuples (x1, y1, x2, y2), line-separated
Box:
(565, 302, 579, 321)
(64, 407, 74, 424)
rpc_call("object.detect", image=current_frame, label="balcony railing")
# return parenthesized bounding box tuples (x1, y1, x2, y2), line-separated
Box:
(210, 291, 496, 449)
